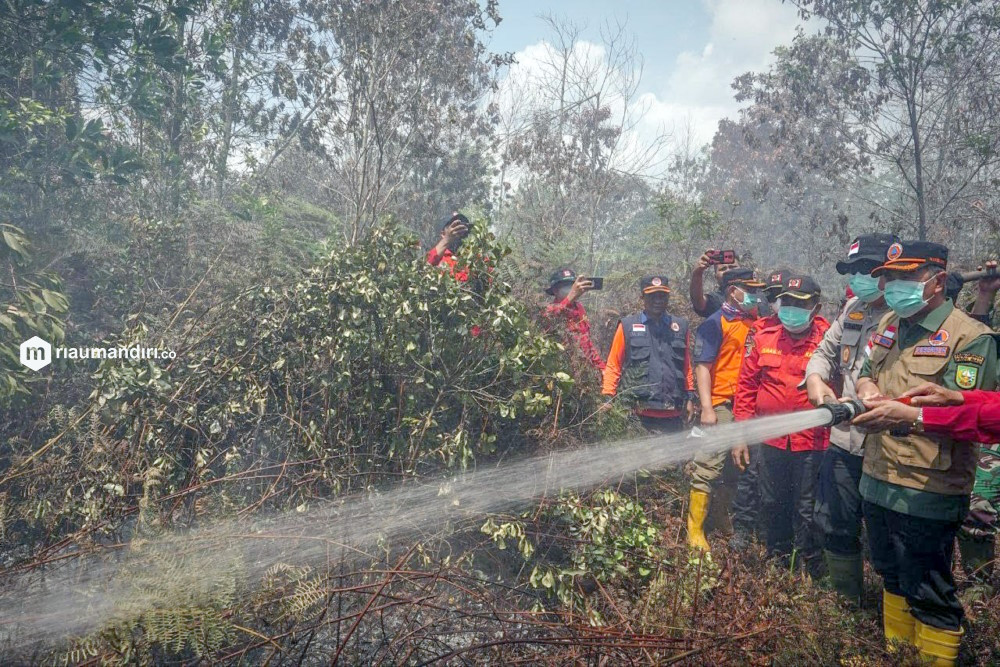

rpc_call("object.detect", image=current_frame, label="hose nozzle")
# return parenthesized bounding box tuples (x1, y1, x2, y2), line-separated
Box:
(819, 399, 867, 426)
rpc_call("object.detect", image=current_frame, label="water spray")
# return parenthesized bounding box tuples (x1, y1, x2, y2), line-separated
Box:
(0, 402, 868, 654)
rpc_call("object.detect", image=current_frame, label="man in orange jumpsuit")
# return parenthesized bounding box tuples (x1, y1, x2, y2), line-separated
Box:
(734, 273, 830, 575)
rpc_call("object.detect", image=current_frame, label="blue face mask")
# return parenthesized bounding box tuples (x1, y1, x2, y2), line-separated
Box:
(884, 277, 931, 318)
(777, 305, 815, 333)
(849, 273, 882, 303)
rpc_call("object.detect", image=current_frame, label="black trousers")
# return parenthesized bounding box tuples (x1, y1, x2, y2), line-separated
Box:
(863, 501, 965, 630)
(814, 445, 864, 556)
(759, 445, 823, 563)
(638, 415, 684, 434)
(731, 444, 761, 536)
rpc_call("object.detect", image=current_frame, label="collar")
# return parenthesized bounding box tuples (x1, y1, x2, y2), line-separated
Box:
(720, 302, 748, 321)
(911, 299, 953, 332)
(640, 311, 670, 325)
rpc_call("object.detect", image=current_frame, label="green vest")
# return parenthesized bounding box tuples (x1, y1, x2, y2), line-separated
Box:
(864, 307, 990, 495)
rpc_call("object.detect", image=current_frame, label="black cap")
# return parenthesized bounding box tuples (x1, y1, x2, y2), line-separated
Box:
(720, 268, 765, 292)
(640, 275, 671, 294)
(836, 233, 900, 275)
(945, 271, 964, 300)
(778, 272, 822, 300)
(871, 240, 949, 276)
(764, 268, 791, 295)
(545, 266, 577, 295)
(440, 211, 470, 230)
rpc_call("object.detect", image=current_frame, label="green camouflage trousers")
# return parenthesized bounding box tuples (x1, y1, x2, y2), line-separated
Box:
(962, 446, 1000, 541)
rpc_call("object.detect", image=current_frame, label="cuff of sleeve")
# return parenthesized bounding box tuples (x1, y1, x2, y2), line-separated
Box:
(921, 406, 949, 431)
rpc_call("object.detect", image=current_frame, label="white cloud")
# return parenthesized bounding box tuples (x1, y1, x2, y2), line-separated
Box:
(644, 0, 803, 149)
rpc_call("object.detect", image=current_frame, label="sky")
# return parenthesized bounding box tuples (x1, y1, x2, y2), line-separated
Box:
(487, 0, 806, 149)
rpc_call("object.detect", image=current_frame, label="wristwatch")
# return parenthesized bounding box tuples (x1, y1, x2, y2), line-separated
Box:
(912, 408, 924, 434)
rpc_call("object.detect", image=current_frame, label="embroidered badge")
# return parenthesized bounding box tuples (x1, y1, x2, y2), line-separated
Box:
(651, 277, 662, 286)
(744, 332, 756, 357)
(887, 243, 903, 261)
(632, 323, 646, 332)
(848, 240, 860, 257)
(671, 321, 680, 332)
(872, 334, 894, 349)
(885, 325, 897, 340)
(841, 346, 851, 364)
(954, 352, 985, 365)
(788, 278, 802, 288)
(928, 329, 949, 346)
(848, 311, 864, 321)
(956, 364, 978, 389)
(913, 345, 949, 357)
(563, 269, 572, 277)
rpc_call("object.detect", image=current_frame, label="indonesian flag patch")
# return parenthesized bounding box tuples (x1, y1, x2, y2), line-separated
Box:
(848, 241, 860, 257)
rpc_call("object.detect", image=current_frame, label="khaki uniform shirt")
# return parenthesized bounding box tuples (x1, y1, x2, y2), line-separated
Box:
(805, 297, 888, 456)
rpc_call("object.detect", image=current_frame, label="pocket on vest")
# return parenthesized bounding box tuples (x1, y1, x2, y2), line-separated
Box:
(885, 435, 952, 471)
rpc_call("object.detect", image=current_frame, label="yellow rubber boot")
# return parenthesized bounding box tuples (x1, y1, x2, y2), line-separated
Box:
(882, 590, 916, 648)
(915, 620, 963, 666)
(687, 489, 711, 551)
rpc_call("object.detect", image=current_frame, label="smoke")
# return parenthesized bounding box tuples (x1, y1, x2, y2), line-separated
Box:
(0, 408, 831, 654)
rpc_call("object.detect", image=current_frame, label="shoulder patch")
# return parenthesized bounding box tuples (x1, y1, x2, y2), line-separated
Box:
(872, 334, 895, 349)
(848, 311, 864, 321)
(954, 352, 985, 366)
(841, 346, 851, 364)
(671, 321, 680, 332)
(913, 345, 949, 357)
(956, 364, 978, 389)
(744, 331, 756, 357)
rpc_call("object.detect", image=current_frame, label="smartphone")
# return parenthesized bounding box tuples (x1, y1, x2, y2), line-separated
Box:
(707, 250, 736, 265)
(587, 277, 604, 290)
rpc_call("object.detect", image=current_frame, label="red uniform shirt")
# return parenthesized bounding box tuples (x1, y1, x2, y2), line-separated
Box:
(734, 318, 831, 451)
(545, 299, 606, 371)
(427, 247, 469, 282)
(924, 390, 1000, 443)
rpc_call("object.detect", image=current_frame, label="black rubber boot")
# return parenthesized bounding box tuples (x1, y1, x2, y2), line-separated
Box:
(824, 549, 863, 605)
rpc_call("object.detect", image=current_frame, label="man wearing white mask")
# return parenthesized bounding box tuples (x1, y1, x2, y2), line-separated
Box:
(804, 233, 899, 603)
(733, 272, 830, 577)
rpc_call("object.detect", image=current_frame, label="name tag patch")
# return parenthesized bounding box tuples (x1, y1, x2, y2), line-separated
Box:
(954, 352, 985, 365)
(844, 322, 863, 331)
(872, 334, 894, 349)
(913, 345, 949, 357)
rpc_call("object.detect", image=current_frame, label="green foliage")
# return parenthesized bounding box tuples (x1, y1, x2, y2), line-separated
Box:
(0, 224, 68, 402)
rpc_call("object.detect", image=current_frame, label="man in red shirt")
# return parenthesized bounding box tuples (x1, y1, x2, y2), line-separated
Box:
(427, 212, 471, 281)
(734, 273, 830, 574)
(854, 383, 1000, 443)
(544, 267, 605, 372)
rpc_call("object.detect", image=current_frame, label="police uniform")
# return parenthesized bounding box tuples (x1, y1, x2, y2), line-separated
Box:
(859, 241, 999, 661)
(805, 234, 898, 600)
(602, 275, 694, 433)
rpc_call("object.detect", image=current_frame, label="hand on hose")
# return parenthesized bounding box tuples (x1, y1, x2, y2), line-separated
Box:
(852, 400, 919, 431)
(806, 374, 837, 408)
(855, 379, 884, 402)
(899, 382, 965, 407)
(732, 444, 750, 472)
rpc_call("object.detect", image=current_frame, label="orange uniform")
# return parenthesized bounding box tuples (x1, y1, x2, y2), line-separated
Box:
(693, 304, 756, 406)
